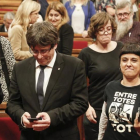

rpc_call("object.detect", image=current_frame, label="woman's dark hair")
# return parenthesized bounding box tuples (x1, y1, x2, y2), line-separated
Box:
(119, 43, 140, 59)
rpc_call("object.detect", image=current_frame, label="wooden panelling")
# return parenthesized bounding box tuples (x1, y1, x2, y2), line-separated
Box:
(0, 32, 8, 37)
(0, 102, 8, 117)
(0, 32, 92, 58)
(0, 102, 84, 140)
(0, 0, 21, 24)
(73, 34, 93, 57)
(74, 34, 93, 44)
(0, 1, 21, 7)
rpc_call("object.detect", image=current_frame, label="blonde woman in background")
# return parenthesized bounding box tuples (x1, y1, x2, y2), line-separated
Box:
(45, 2, 74, 55)
(8, 0, 40, 61)
(65, 0, 96, 38)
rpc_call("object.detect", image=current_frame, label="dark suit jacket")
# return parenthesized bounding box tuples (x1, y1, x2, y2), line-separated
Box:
(0, 24, 5, 32)
(57, 24, 74, 55)
(6, 52, 88, 140)
(38, 0, 49, 20)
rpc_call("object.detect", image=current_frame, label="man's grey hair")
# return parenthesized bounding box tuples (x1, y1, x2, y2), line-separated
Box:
(115, 0, 133, 14)
(3, 12, 15, 20)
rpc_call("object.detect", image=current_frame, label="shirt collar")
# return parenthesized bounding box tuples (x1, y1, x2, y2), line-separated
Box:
(4, 26, 7, 32)
(35, 51, 57, 68)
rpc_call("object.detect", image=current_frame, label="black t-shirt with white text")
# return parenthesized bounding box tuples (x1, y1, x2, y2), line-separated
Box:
(103, 80, 140, 140)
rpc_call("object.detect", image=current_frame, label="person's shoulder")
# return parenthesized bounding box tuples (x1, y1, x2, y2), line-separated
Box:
(11, 25, 23, 31)
(89, 0, 94, 5)
(0, 36, 10, 45)
(0, 24, 3, 28)
(133, 21, 140, 27)
(15, 57, 34, 68)
(80, 47, 90, 54)
(61, 23, 72, 30)
(59, 52, 83, 64)
(112, 41, 123, 50)
(65, 1, 71, 6)
(116, 41, 124, 48)
(10, 25, 23, 36)
(106, 80, 120, 88)
(60, 23, 73, 33)
(133, 21, 140, 25)
(0, 24, 4, 31)
(0, 36, 8, 41)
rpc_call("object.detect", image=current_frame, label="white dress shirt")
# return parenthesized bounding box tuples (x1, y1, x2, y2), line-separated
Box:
(4, 26, 7, 32)
(35, 51, 57, 96)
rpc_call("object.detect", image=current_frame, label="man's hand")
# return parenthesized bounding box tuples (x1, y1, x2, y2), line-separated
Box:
(134, 112, 140, 135)
(32, 112, 51, 131)
(22, 112, 33, 128)
(86, 104, 97, 124)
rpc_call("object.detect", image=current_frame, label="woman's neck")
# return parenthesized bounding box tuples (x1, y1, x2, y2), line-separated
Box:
(90, 41, 116, 53)
(121, 76, 140, 87)
(74, 0, 83, 4)
(96, 41, 109, 51)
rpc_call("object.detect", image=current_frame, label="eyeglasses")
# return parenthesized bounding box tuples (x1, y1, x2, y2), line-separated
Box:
(30, 48, 51, 56)
(98, 26, 112, 35)
(117, 12, 131, 18)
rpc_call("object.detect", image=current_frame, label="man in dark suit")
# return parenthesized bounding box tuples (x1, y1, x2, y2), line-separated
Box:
(0, 12, 15, 32)
(6, 21, 88, 140)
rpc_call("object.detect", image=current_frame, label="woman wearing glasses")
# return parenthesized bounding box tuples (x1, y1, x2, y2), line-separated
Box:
(114, 0, 140, 44)
(78, 12, 123, 140)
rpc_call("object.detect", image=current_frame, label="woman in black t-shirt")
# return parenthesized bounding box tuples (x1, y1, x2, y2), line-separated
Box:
(98, 43, 140, 140)
(78, 12, 123, 140)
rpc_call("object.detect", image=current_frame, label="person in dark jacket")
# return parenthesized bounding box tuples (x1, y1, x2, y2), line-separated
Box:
(0, 12, 15, 32)
(45, 2, 74, 55)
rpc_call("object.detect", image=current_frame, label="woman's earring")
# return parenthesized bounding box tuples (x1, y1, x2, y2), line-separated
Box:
(93, 38, 96, 42)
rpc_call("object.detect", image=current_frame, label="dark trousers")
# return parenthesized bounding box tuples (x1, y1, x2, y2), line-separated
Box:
(83, 110, 101, 140)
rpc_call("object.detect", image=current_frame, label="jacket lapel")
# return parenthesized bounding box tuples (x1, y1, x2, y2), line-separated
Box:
(42, 53, 64, 110)
(28, 57, 41, 111)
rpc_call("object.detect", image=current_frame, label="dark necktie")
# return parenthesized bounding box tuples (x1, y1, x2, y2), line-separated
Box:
(37, 65, 47, 109)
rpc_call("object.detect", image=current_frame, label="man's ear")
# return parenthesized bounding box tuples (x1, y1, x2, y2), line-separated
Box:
(54, 44, 57, 50)
(3, 20, 5, 24)
(132, 12, 134, 17)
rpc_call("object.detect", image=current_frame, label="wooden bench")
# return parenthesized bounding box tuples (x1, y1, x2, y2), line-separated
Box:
(73, 34, 93, 57)
(0, 32, 92, 58)
(0, 0, 21, 24)
(0, 0, 60, 25)
(0, 32, 8, 37)
(0, 102, 8, 117)
(0, 102, 85, 140)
